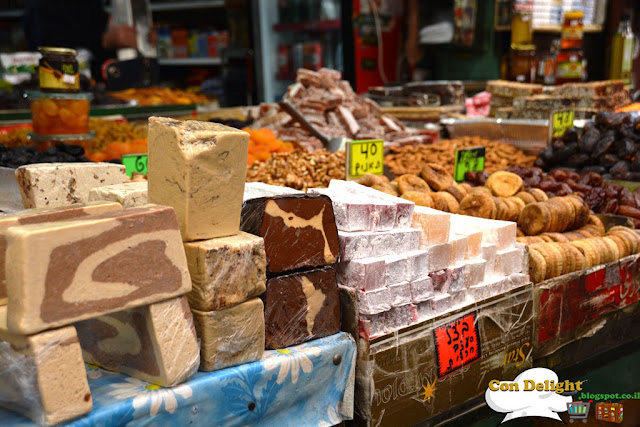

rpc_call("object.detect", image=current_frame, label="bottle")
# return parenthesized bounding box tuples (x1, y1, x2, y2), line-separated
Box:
(609, 13, 635, 86)
(556, 11, 584, 84)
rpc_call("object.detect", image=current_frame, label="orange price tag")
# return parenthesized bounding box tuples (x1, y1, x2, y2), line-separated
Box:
(434, 312, 481, 378)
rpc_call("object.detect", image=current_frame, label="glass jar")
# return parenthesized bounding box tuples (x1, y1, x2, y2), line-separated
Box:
(555, 49, 584, 84)
(510, 45, 536, 83)
(28, 91, 92, 135)
(560, 11, 584, 50)
(39, 47, 80, 93)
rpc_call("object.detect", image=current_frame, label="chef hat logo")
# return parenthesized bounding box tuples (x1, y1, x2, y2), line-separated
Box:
(485, 367, 573, 423)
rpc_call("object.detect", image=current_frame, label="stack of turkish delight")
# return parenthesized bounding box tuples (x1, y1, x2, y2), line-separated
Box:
(314, 180, 529, 339)
(240, 182, 341, 349)
(147, 117, 267, 372)
(2, 162, 200, 425)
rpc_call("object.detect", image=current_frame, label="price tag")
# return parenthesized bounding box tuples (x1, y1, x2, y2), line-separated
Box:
(434, 311, 481, 378)
(453, 146, 485, 182)
(550, 109, 575, 138)
(346, 139, 384, 180)
(121, 153, 148, 177)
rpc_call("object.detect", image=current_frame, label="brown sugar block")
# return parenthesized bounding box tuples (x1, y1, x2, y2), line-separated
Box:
(75, 296, 199, 387)
(5, 205, 191, 335)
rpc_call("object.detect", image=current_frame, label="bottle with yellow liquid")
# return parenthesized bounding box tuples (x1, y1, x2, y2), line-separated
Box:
(609, 13, 635, 86)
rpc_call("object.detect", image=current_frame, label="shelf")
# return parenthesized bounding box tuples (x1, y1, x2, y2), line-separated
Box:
(157, 57, 222, 66)
(273, 19, 341, 32)
(0, 10, 23, 18)
(533, 24, 603, 33)
(150, 1, 224, 12)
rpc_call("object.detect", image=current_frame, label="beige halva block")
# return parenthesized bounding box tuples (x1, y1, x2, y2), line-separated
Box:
(5, 205, 191, 335)
(0, 201, 122, 306)
(88, 181, 148, 208)
(15, 162, 127, 209)
(0, 306, 92, 426)
(192, 298, 265, 371)
(184, 231, 267, 311)
(148, 117, 249, 241)
(75, 296, 199, 387)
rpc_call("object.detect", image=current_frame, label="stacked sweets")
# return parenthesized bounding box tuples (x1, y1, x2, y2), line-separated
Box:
(2, 162, 200, 425)
(147, 117, 267, 371)
(240, 182, 341, 349)
(313, 180, 529, 338)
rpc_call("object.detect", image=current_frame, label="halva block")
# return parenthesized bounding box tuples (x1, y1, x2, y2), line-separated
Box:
(5, 205, 191, 334)
(88, 181, 148, 208)
(148, 117, 249, 241)
(75, 296, 199, 387)
(184, 231, 266, 311)
(15, 162, 127, 209)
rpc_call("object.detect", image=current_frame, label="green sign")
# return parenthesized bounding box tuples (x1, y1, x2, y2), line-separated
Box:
(551, 109, 575, 138)
(121, 153, 148, 177)
(346, 139, 384, 179)
(454, 147, 485, 182)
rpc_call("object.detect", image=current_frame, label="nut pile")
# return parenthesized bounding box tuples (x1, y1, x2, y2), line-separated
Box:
(384, 137, 536, 177)
(246, 149, 345, 190)
(527, 226, 640, 283)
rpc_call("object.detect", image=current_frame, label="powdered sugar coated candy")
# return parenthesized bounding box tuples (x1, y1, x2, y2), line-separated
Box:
(411, 206, 451, 247)
(508, 273, 529, 290)
(360, 312, 386, 338)
(328, 180, 415, 228)
(385, 255, 409, 285)
(357, 287, 391, 315)
(385, 304, 413, 331)
(338, 230, 372, 261)
(406, 250, 429, 280)
(447, 264, 466, 293)
(496, 246, 524, 277)
(413, 299, 434, 321)
(336, 258, 386, 291)
(429, 269, 451, 294)
(482, 242, 498, 278)
(469, 283, 490, 301)
(427, 242, 452, 272)
(451, 228, 482, 260)
(464, 259, 486, 288)
(369, 228, 420, 258)
(450, 215, 516, 251)
(432, 293, 452, 316)
(485, 276, 510, 297)
(450, 291, 468, 307)
(448, 234, 468, 266)
(388, 281, 412, 307)
(410, 276, 434, 303)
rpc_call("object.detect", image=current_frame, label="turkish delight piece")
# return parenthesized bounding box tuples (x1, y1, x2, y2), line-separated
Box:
(0, 307, 92, 426)
(264, 266, 340, 349)
(427, 242, 452, 272)
(469, 283, 490, 301)
(385, 254, 409, 285)
(406, 250, 429, 280)
(430, 270, 451, 294)
(449, 234, 468, 266)
(385, 304, 413, 331)
(243, 182, 303, 201)
(452, 229, 483, 260)
(359, 312, 386, 338)
(336, 257, 386, 291)
(338, 230, 372, 261)
(75, 296, 199, 386)
(464, 259, 486, 288)
(309, 187, 396, 232)
(88, 181, 148, 208)
(410, 277, 434, 303)
(15, 162, 127, 209)
(148, 117, 249, 240)
(388, 281, 411, 307)
(432, 293, 452, 316)
(0, 201, 122, 306)
(486, 276, 509, 297)
(450, 291, 468, 307)
(508, 273, 529, 290)
(183, 231, 266, 311)
(411, 206, 451, 246)
(328, 180, 415, 228)
(191, 298, 265, 371)
(482, 243, 498, 278)
(448, 264, 466, 293)
(451, 215, 516, 251)
(496, 246, 525, 277)
(369, 228, 420, 257)
(357, 287, 391, 315)
(414, 299, 434, 321)
(5, 205, 191, 335)
(241, 194, 339, 273)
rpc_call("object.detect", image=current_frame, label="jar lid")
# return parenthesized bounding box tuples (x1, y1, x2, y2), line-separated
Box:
(29, 131, 96, 142)
(563, 11, 584, 19)
(39, 47, 78, 56)
(26, 91, 93, 100)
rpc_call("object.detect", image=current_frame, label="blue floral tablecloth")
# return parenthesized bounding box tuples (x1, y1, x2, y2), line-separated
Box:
(0, 332, 356, 426)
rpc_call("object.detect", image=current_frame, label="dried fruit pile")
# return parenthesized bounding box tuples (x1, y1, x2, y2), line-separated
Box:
(535, 112, 640, 180)
(109, 87, 211, 105)
(384, 137, 536, 177)
(0, 143, 89, 168)
(518, 195, 590, 235)
(504, 166, 640, 227)
(527, 226, 640, 283)
(246, 149, 345, 190)
(244, 128, 294, 165)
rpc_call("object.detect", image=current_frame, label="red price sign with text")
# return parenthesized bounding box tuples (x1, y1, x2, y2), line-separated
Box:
(434, 312, 481, 378)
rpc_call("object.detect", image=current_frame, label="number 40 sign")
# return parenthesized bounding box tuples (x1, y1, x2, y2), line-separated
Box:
(346, 139, 384, 180)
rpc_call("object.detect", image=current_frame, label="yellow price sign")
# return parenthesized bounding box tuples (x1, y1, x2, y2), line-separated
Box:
(346, 139, 384, 179)
(551, 109, 575, 138)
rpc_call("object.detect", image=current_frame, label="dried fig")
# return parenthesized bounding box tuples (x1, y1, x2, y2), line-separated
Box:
(420, 163, 454, 191)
